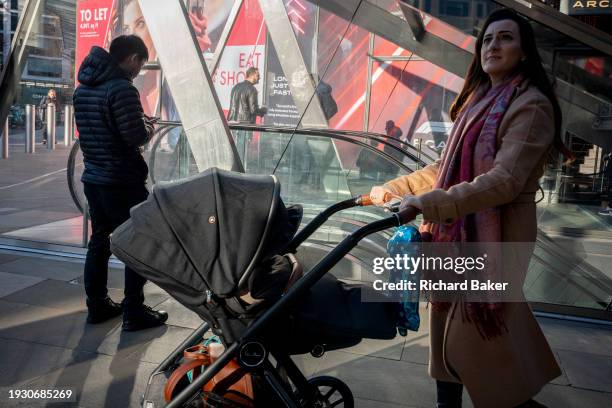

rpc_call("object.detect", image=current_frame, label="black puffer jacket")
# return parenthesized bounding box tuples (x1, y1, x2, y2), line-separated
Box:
(74, 46, 151, 186)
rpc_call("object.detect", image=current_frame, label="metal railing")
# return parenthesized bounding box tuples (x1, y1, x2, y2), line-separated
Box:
(67, 121, 430, 214)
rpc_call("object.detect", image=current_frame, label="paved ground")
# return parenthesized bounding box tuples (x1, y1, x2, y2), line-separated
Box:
(0, 250, 610, 408)
(0, 127, 82, 238)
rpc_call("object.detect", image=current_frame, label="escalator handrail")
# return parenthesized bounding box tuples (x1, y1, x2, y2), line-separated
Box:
(326, 128, 438, 163)
(151, 121, 430, 174)
(153, 120, 435, 165)
(228, 122, 435, 165)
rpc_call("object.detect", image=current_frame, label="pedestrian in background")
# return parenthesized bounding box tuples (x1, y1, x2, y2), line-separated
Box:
(39, 88, 57, 145)
(228, 67, 267, 166)
(381, 120, 403, 179)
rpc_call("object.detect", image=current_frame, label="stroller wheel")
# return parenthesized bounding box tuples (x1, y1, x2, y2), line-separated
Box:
(307, 376, 354, 408)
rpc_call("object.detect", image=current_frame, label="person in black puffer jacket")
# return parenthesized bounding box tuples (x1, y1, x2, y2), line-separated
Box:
(74, 35, 168, 331)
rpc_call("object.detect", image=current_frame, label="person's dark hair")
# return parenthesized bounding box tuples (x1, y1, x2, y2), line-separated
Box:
(246, 67, 259, 78)
(109, 35, 149, 63)
(450, 8, 571, 159)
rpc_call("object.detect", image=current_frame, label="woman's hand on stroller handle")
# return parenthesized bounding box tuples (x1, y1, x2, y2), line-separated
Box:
(397, 205, 420, 225)
(363, 186, 403, 212)
(359, 188, 419, 226)
(368, 186, 402, 206)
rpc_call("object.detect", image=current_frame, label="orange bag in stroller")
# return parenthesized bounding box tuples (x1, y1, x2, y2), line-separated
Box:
(164, 343, 254, 407)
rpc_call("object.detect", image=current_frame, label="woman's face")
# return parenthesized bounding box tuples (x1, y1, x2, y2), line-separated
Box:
(480, 19, 525, 85)
(123, 1, 155, 61)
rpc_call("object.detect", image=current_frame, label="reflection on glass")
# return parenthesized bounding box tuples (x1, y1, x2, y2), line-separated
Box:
(149, 125, 412, 212)
(1, 0, 81, 246)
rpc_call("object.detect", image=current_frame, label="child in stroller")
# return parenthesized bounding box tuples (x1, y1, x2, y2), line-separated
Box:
(110, 168, 413, 407)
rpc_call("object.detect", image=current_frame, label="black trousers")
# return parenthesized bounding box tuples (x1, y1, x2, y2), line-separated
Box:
(436, 381, 544, 407)
(83, 182, 148, 310)
(437, 380, 463, 408)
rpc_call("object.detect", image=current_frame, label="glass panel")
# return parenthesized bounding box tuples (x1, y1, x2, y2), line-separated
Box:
(316, 10, 368, 131)
(211, 0, 266, 122)
(401, 0, 612, 314)
(149, 124, 414, 200)
(367, 58, 460, 157)
(1, 0, 82, 246)
(114, 0, 161, 117)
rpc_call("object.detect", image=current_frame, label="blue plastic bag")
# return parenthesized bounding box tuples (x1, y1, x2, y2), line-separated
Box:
(387, 225, 421, 336)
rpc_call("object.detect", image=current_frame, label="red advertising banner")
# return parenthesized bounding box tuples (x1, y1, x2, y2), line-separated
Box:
(212, 0, 267, 114)
(75, 0, 117, 85)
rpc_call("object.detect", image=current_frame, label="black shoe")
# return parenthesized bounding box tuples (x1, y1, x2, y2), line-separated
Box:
(515, 400, 548, 408)
(122, 305, 168, 331)
(86, 297, 122, 324)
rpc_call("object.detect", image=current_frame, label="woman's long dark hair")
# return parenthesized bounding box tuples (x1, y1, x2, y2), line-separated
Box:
(450, 8, 572, 159)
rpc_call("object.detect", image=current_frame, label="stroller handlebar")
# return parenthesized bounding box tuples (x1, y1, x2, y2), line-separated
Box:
(357, 192, 398, 207)
(287, 193, 409, 252)
(287, 196, 367, 251)
(357, 194, 373, 206)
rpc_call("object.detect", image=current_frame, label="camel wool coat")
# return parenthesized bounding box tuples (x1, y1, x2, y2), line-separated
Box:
(383, 82, 561, 407)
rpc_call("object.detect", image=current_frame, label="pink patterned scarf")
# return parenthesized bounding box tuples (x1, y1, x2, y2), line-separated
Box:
(424, 74, 524, 340)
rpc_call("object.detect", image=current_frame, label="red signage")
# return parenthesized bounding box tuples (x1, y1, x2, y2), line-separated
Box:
(75, 0, 117, 84)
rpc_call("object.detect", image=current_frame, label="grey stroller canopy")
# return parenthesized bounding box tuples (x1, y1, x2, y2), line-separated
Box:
(111, 168, 300, 301)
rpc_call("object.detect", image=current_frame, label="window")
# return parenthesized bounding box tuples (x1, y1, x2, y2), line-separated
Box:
(26, 56, 62, 77)
(30, 37, 62, 57)
(425, 0, 432, 13)
(439, 0, 470, 17)
(42, 15, 61, 37)
(477, 3, 484, 18)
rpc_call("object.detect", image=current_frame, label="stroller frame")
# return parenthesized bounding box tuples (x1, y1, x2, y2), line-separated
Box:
(142, 195, 411, 408)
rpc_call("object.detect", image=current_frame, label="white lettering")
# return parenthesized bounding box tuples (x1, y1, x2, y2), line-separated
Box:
(470, 280, 508, 291)
(372, 258, 385, 275)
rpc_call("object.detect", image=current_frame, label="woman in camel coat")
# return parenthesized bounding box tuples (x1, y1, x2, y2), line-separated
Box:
(370, 9, 568, 408)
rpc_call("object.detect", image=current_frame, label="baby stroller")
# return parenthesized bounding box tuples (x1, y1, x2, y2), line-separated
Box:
(110, 168, 412, 408)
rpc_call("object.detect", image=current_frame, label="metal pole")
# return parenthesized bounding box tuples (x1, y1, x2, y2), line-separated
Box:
(2, 119, 8, 159)
(416, 138, 422, 170)
(592, 145, 600, 192)
(63, 105, 73, 146)
(82, 201, 89, 248)
(47, 104, 56, 149)
(243, 133, 248, 172)
(363, 33, 375, 132)
(25, 104, 35, 153)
